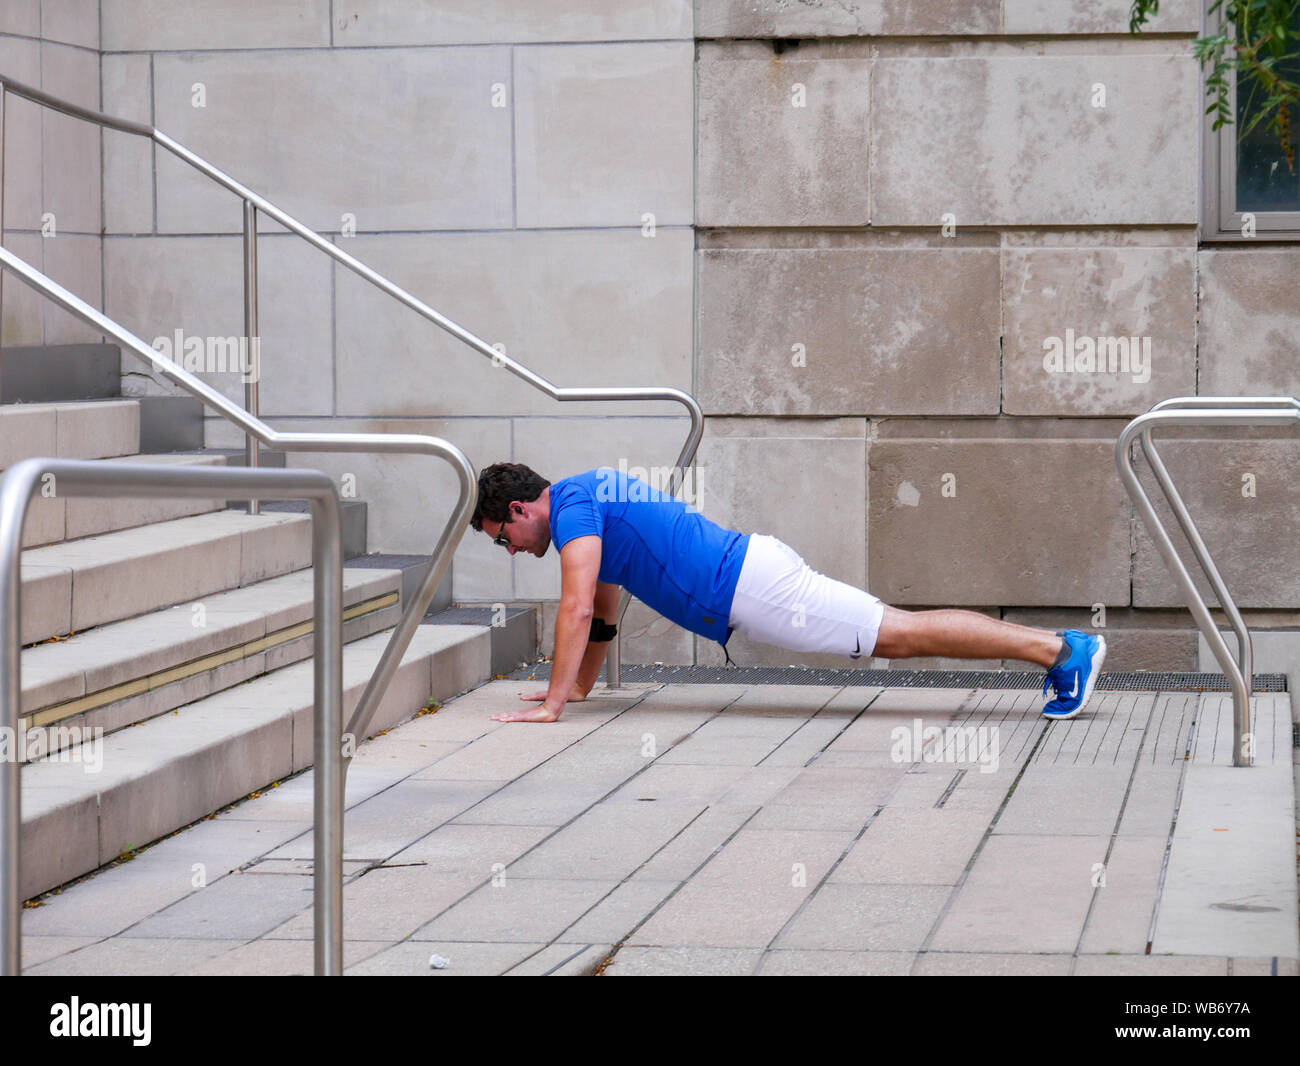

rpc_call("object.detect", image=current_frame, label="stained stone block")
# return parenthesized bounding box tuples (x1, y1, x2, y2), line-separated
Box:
(37, 0, 100, 49)
(0, 35, 43, 236)
(0, 1, 39, 36)
(334, 0, 693, 45)
(514, 43, 693, 228)
(871, 54, 1199, 226)
(1131, 438, 1300, 609)
(41, 41, 101, 237)
(102, 53, 154, 235)
(695, 0, 1000, 36)
(1004, 0, 1200, 33)
(333, 230, 693, 419)
(1197, 249, 1300, 397)
(869, 437, 1131, 606)
(698, 247, 1000, 416)
(1001, 247, 1196, 416)
(104, 235, 331, 416)
(102, 0, 331, 51)
(697, 47, 870, 226)
(151, 48, 512, 234)
(41, 235, 102, 344)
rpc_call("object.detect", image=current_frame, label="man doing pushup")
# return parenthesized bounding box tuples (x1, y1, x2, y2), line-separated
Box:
(471, 462, 1106, 724)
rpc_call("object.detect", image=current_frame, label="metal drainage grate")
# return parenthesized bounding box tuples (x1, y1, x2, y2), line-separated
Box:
(504, 662, 1287, 693)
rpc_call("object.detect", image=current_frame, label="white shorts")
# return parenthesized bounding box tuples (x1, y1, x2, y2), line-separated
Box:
(726, 534, 886, 659)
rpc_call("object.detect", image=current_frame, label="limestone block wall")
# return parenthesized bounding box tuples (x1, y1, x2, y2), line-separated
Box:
(84, 2, 1300, 676)
(0, 0, 102, 346)
(672, 1, 1300, 676)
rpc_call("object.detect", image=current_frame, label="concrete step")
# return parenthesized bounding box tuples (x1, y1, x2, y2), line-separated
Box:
(0, 399, 140, 470)
(20, 451, 234, 550)
(0, 344, 122, 404)
(427, 604, 537, 676)
(19, 509, 314, 645)
(19, 564, 405, 751)
(19, 621, 492, 898)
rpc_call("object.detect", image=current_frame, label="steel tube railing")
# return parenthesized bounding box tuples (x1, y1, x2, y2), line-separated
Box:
(0, 245, 475, 764)
(0, 73, 703, 689)
(243, 199, 261, 514)
(1141, 396, 1300, 694)
(0, 459, 345, 976)
(1115, 402, 1300, 766)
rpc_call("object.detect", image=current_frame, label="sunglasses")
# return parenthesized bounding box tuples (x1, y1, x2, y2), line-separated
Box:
(493, 509, 517, 548)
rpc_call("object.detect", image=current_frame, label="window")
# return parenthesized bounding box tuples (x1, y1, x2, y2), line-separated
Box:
(1202, 3, 1300, 239)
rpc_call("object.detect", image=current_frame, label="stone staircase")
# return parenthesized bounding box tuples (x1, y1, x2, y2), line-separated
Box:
(3, 345, 526, 899)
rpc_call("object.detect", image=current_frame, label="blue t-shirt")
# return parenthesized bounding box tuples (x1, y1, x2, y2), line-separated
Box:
(547, 468, 751, 646)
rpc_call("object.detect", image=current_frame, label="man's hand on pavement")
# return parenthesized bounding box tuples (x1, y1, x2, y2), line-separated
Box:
(491, 702, 564, 724)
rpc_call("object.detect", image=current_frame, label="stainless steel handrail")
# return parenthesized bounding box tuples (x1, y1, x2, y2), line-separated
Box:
(0, 246, 475, 764)
(1115, 399, 1300, 767)
(1, 459, 346, 976)
(0, 73, 703, 688)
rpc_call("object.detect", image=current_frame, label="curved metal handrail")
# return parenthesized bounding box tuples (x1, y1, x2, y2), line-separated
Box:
(0, 73, 704, 687)
(1141, 396, 1300, 695)
(0, 246, 475, 765)
(1, 459, 347, 977)
(1115, 400, 1300, 767)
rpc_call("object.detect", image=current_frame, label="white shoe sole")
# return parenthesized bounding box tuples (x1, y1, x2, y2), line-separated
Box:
(1043, 636, 1106, 720)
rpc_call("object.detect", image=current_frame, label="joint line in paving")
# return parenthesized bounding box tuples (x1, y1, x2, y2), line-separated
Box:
(1069, 692, 1159, 975)
(434, 686, 755, 971)
(1142, 691, 1199, 955)
(595, 686, 890, 975)
(754, 687, 977, 972)
(908, 690, 1053, 975)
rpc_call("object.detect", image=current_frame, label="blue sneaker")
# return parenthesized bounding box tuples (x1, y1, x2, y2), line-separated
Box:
(1041, 630, 1106, 719)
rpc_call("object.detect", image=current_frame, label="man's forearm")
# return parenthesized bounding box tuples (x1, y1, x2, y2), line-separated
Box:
(547, 602, 593, 714)
(575, 633, 611, 694)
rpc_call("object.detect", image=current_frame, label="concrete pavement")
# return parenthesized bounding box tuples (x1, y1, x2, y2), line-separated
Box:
(19, 679, 1300, 976)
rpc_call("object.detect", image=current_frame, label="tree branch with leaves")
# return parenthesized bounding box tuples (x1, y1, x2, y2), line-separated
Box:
(1131, 0, 1299, 171)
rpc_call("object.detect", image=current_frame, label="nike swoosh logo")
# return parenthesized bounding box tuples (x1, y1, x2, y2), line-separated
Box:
(850, 634, 861, 660)
(1068, 676, 1079, 698)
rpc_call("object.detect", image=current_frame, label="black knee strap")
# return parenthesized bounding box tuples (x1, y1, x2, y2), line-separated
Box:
(590, 617, 618, 642)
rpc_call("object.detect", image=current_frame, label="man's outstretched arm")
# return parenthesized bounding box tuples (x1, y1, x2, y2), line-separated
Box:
(492, 534, 601, 723)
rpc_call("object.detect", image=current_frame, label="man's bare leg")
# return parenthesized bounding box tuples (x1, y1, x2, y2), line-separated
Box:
(873, 605, 1065, 668)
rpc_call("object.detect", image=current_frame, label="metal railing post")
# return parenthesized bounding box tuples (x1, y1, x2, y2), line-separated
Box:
(0, 459, 345, 976)
(1115, 403, 1300, 767)
(1, 83, 7, 357)
(243, 199, 260, 515)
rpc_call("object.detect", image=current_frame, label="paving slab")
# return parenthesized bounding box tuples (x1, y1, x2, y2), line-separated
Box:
(185, 937, 393, 976)
(775, 883, 952, 952)
(756, 950, 915, 976)
(120, 868, 314, 941)
(412, 878, 621, 944)
(601, 946, 764, 976)
(345, 940, 550, 976)
(25, 936, 236, 976)
(507, 802, 705, 881)
(912, 952, 1074, 976)
(829, 807, 990, 885)
(927, 834, 1110, 954)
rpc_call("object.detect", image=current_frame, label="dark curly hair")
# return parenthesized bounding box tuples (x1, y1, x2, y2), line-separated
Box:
(470, 462, 551, 531)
